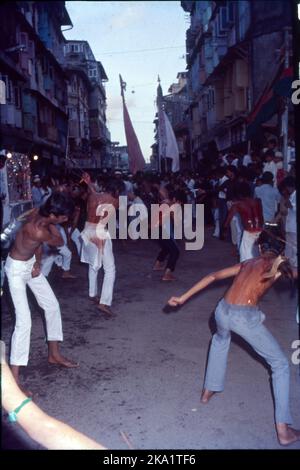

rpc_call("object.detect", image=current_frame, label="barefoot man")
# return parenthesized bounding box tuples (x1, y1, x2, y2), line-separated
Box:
(80, 173, 124, 316)
(4, 193, 78, 392)
(168, 227, 300, 446)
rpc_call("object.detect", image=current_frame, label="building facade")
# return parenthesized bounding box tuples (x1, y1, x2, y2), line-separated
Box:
(64, 40, 110, 168)
(0, 1, 72, 175)
(152, 72, 191, 172)
(181, 0, 293, 166)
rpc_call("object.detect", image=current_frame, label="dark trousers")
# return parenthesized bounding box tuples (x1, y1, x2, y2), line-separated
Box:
(156, 238, 180, 272)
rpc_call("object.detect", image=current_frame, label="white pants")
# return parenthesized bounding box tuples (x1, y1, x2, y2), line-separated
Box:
(68, 227, 82, 257)
(81, 224, 115, 306)
(41, 225, 73, 276)
(239, 230, 261, 262)
(212, 208, 220, 237)
(5, 255, 63, 366)
(41, 244, 72, 276)
(285, 232, 297, 268)
(227, 202, 243, 247)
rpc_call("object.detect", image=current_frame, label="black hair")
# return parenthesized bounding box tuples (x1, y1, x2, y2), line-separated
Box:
(257, 226, 294, 285)
(104, 178, 125, 197)
(173, 189, 187, 204)
(261, 171, 274, 184)
(264, 149, 275, 159)
(257, 226, 285, 255)
(39, 192, 75, 218)
(237, 182, 252, 198)
(226, 165, 238, 176)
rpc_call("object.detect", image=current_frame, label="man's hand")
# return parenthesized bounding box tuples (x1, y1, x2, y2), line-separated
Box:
(168, 296, 184, 307)
(91, 236, 106, 253)
(31, 262, 41, 278)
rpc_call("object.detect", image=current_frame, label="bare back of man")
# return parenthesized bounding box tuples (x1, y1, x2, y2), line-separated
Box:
(227, 198, 263, 232)
(168, 240, 300, 446)
(6, 196, 78, 393)
(10, 209, 64, 262)
(224, 256, 281, 306)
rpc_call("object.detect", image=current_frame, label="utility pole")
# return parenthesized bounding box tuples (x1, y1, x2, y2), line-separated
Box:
(282, 27, 290, 171)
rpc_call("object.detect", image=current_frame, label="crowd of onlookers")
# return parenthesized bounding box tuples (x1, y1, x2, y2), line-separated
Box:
(30, 138, 296, 260)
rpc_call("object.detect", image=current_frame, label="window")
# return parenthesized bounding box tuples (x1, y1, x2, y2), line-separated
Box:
(227, 1, 235, 24)
(14, 86, 21, 108)
(70, 44, 80, 53)
(28, 59, 33, 76)
(0, 75, 12, 102)
(42, 56, 48, 74)
(218, 6, 230, 33)
(88, 68, 97, 78)
(20, 31, 28, 48)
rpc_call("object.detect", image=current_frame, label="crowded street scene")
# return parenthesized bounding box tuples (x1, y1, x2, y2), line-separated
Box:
(1, 0, 299, 454)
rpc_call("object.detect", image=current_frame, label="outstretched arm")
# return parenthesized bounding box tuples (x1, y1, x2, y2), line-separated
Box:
(81, 172, 98, 195)
(1, 350, 106, 450)
(168, 263, 241, 306)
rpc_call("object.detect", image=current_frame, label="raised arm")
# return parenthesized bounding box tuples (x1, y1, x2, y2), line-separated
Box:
(168, 263, 241, 307)
(81, 172, 98, 195)
(29, 223, 64, 248)
(1, 354, 106, 450)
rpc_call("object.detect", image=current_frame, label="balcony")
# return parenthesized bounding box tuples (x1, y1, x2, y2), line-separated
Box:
(89, 118, 109, 142)
(47, 126, 58, 142)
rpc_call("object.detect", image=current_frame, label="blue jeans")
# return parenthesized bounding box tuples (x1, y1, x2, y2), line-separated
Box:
(204, 298, 292, 424)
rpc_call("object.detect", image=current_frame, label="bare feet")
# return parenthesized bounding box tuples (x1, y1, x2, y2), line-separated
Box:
(276, 423, 300, 446)
(89, 296, 100, 304)
(200, 389, 217, 404)
(153, 261, 165, 271)
(162, 269, 177, 281)
(97, 304, 116, 317)
(48, 355, 79, 368)
(62, 271, 77, 279)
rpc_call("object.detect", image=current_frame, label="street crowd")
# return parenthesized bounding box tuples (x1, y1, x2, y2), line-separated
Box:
(1, 137, 299, 449)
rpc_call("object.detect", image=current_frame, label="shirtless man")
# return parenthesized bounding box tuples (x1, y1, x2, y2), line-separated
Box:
(4, 192, 78, 392)
(168, 227, 299, 446)
(80, 172, 124, 316)
(223, 182, 263, 261)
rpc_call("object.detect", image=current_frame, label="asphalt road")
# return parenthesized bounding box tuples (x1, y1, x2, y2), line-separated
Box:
(1, 229, 300, 450)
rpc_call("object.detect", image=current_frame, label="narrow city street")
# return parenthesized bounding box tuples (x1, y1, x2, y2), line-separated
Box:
(2, 229, 300, 450)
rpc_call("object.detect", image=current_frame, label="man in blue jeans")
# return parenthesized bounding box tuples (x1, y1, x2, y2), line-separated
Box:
(168, 227, 299, 446)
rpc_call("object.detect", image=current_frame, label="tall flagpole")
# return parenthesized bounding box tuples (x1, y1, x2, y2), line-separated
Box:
(157, 75, 163, 173)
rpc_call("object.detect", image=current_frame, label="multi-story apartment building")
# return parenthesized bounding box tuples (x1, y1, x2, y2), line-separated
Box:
(181, 0, 293, 165)
(0, 1, 72, 174)
(64, 40, 110, 168)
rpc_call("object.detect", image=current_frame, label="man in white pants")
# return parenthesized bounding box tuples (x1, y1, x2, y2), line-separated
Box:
(4, 193, 78, 393)
(80, 173, 124, 316)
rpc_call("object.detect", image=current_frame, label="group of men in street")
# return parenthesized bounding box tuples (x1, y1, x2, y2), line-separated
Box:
(2, 163, 299, 447)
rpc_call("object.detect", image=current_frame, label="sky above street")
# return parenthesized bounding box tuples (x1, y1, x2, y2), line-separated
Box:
(64, 1, 188, 161)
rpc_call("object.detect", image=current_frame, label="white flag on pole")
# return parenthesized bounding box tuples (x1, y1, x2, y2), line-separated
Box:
(162, 110, 180, 172)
